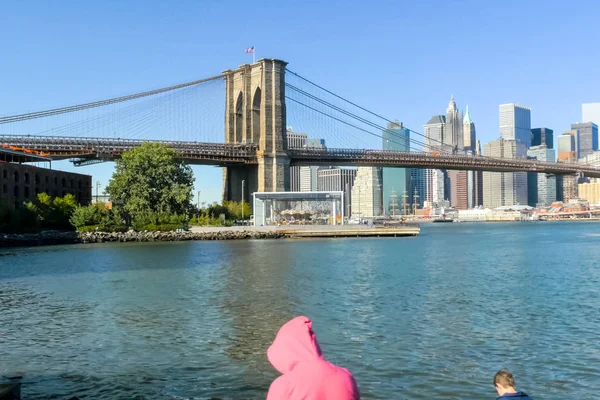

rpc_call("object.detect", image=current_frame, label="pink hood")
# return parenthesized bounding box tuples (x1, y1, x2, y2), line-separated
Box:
(267, 316, 323, 373)
(266, 316, 360, 400)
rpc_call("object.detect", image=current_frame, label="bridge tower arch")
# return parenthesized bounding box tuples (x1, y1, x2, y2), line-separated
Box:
(222, 59, 290, 204)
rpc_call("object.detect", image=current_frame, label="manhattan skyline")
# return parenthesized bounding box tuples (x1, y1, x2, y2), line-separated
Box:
(2, 0, 599, 203)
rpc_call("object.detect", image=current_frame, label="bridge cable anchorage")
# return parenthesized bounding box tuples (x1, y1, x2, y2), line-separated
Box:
(285, 96, 425, 153)
(285, 83, 449, 154)
(285, 68, 448, 150)
(0, 73, 226, 125)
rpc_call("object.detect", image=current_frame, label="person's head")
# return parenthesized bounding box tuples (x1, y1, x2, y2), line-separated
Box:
(494, 369, 517, 396)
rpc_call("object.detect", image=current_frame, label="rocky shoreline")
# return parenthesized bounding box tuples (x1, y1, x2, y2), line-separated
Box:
(0, 229, 285, 248)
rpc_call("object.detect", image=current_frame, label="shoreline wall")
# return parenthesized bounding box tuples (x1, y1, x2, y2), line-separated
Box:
(0, 230, 285, 248)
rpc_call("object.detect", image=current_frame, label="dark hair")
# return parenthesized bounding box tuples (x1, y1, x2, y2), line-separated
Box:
(494, 369, 515, 388)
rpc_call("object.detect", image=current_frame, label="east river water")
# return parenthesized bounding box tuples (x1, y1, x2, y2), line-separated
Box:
(1, 222, 600, 399)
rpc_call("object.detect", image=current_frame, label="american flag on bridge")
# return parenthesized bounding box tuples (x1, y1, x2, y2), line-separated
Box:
(245, 46, 255, 54)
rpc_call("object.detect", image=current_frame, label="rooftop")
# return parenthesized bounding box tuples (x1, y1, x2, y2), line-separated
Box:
(0, 145, 51, 164)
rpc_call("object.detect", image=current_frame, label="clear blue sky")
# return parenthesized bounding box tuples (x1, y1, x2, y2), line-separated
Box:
(2, 0, 599, 204)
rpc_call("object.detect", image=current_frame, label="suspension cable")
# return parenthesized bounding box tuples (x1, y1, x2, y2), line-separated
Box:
(285, 83, 451, 154)
(286, 68, 449, 149)
(0, 74, 225, 125)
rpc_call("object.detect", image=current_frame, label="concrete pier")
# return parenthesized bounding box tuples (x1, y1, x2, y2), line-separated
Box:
(190, 224, 420, 238)
(277, 225, 419, 238)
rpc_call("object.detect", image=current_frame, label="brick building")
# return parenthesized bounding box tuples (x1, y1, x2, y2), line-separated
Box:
(1, 161, 92, 208)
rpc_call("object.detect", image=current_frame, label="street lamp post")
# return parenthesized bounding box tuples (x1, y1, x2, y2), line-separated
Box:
(95, 181, 100, 204)
(241, 180, 245, 222)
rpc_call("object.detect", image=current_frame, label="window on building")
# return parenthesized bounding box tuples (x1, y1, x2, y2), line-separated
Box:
(62, 178, 66, 187)
(14, 185, 19, 197)
(35, 187, 40, 196)
(45, 176, 49, 184)
(70, 179, 74, 188)
(2, 169, 7, 179)
(62, 190, 66, 197)
(2, 184, 6, 194)
(54, 177, 58, 185)
(24, 187, 30, 198)
(24, 173, 30, 184)
(35, 174, 40, 184)
(78, 180, 82, 189)
(13, 171, 19, 182)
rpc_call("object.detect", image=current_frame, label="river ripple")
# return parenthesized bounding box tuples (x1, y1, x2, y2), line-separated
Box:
(1, 222, 600, 399)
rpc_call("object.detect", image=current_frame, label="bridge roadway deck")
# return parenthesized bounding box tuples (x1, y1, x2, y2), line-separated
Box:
(0, 135, 258, 166)
(289, 148, 600, 178)
(2, 135, 600, 178)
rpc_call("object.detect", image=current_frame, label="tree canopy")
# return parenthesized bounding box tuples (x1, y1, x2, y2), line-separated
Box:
(106, 142, 194, 218)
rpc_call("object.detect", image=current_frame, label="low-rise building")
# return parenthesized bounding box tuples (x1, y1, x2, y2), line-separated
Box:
(0, 162, 92, 208)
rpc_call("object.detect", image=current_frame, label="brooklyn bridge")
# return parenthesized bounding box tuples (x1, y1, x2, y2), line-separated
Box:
(2, 58, 599, 202)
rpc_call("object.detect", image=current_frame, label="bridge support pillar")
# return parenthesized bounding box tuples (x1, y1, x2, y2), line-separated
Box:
(222, 165, 258, 206)
(222, 58, 290, 205)
(257, 152, 290, 193)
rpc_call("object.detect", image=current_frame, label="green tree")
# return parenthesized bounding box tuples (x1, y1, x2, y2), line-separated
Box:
(70, 203, 127, 232)
(70, 203, 109, 228)
(105, 142, 194, 219)
(25, 193, 77, 230)
(224, 200, 251, 220)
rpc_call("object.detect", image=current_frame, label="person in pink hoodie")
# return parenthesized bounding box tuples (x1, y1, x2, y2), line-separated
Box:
(266, 316, 360, 400)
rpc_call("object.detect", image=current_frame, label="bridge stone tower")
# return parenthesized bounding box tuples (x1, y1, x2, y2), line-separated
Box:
(222, 59, 290, 204)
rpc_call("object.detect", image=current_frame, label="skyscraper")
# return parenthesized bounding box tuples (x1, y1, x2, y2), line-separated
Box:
(463, 105, 476, 151)
(447, 170, 468, 210)
(560, 130, 580, 160)
(317, 167, 356, 217)
(557, 133, 576, 161)
(499, 104, 532, 147)
(557, 133, 579, 201)
(483, 138, 528, 208)
(351, 167, 383, 218)
(286, 131, 308, 191)
(424, 115, 450, 152)
(299, 166, 318, 192)
(571, 122, 598, 159)
(463, 106, 482, 208)
(527, 146, 557, 206)
(445, 96, 463, 152)
(531, 128, 553, 149)
(299, 138, 326, 192)
(583, 103, 600, 125)
(474, 140, 483, 206)
(424, 115, 448, 203)
(410, 168, 426, 210)
(382, 121, 411, 215)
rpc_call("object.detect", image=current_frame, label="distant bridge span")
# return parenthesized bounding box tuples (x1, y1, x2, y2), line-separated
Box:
(289, 148, 600, 177)
(3, 135, 600, 178)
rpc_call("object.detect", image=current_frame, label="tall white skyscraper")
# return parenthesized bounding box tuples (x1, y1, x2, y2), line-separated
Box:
(351, 167, 383, 218)
(499, 104, 532, 147)
(424, 115, 448, 203)
(483, 138, 528, 207)
(463, 106, 482, 208)
(445, 96, 463, 152)
(298, 137, 326, 192)
(583, 103, 600, 125)
(463, 105, 476, 151)
(287, 131, 308, 191)
(299, 166, 318, 192)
